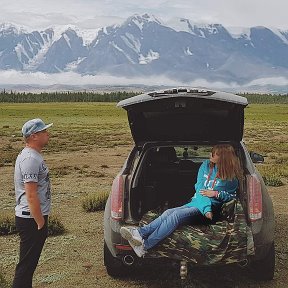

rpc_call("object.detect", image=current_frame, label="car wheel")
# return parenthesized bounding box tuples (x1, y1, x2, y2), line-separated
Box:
(104, 242, 134, 277)
(249, 242, 275, 280)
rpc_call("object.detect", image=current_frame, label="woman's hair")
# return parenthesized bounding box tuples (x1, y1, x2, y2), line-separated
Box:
(210, 144, 243, 180)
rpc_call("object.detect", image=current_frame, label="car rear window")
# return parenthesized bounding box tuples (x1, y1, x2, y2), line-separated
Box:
(173, 145, 213, 162)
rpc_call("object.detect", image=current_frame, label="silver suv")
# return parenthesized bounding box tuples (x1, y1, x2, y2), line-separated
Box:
(103, 88, 275, 280)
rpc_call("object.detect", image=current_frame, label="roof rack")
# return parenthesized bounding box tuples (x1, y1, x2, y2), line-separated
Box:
(148, 88, 215, 97)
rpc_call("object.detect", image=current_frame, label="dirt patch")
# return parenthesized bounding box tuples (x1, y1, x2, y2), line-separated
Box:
(1, 145, 288, 288)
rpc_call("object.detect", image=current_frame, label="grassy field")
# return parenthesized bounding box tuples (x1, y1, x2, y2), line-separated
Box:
(0, 102, 287, 287)
(244, 104, 288, 183)
(0, 103, 132, 165)
(1, 102, 287, 182)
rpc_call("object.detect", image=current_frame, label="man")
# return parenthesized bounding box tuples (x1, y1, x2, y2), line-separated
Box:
(13, 118, 53, 288)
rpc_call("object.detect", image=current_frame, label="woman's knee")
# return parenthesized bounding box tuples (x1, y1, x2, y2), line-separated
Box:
(162, 207, 176, 217)
(170, 209, 183, 221)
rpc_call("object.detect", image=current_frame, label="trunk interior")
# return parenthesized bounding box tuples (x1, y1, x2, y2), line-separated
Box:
(128, 144, 246, 222)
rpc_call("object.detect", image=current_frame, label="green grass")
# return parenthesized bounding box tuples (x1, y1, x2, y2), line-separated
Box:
(0, 102, 287, 184)
(243, 104, 288, 183)
(244, 104, 288, 122)
(0, 272, 10, 288)
(240, 93, 288, 104)
(82, 191, 109, 212)
(262, 176, 284, 187)
(0, 102, 132, 164)
(47, 215, 66, 236)
(0, 101, 287, 287)
(0, 102, 128, 135)
(0, 212, 17, 236)
(0, 212, 66, 237)
(0, 144, 19, 166)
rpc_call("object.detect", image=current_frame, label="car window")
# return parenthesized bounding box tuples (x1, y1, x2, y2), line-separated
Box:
(175, 145, 213, 162)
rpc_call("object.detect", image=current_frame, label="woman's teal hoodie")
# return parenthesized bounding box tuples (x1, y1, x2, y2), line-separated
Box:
(185, 160, 238, 215)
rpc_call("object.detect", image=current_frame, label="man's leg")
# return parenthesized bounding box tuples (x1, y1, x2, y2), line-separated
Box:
(13, 216, 48, 288)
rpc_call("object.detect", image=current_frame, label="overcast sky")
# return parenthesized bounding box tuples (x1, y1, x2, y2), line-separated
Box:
(1, 0, 288, 30)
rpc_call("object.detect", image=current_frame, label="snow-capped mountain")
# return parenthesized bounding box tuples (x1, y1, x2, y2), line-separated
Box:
(37, 28, 88, 73)
(0, 14, 288, 84)
(0, 23, 53, 70)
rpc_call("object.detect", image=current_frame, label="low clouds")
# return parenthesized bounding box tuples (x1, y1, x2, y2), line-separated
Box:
(0, 70, 181, 86)
(1, 71, 288, 92)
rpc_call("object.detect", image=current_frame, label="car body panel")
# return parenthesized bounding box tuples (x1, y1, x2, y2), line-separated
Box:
(103, 88, 275, 279)
(117, 88, 248, 146)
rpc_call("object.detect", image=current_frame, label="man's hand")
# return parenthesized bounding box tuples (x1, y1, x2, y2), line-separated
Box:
(200, 189, 218, 198)
(25, 182, 45, 230)
(37, 218, 45, 230)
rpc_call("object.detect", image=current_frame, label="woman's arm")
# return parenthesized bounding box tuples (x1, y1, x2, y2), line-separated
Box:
(200, 179, 238, 202)
(194, 160, 208, 193)
(216, 179, 238, 202)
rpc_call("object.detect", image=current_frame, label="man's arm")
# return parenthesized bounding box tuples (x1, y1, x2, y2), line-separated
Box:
(25, 182, 45, 230)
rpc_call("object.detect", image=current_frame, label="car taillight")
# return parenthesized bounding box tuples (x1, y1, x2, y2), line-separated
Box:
(111, 174, 124, 220)
(247, 174, 262, 221)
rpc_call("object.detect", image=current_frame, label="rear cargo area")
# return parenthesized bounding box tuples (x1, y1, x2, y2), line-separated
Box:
(127, 144, 254, 265)
(130, 146, 202, 219)
(139, 201, 253, 265)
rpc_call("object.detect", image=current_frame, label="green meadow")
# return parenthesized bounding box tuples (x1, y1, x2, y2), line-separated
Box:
(0, 102, 132, 155)
(0, 101, 288, 287)
(0, 102, 287, 183)
(244, 104, 288, 184)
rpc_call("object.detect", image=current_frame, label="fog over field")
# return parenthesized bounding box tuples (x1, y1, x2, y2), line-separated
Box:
(1, 71, 288, 94)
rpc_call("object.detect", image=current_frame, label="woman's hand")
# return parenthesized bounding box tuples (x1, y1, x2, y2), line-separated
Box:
(200, 189, 218, 198)
(205, 212, 213, 220)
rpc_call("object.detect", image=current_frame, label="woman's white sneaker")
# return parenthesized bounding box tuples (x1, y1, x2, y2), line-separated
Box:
(128, 241, 146, 258)
(120, 226, 143, 246)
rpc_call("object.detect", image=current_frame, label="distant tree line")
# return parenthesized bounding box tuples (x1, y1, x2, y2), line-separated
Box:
(238, 93, 288, 104)
(0, 89, 287, 104)
(0, 90, 139, 103)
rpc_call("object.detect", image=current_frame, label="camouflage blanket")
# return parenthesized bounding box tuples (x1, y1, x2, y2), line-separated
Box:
(140, 200, 254, 265)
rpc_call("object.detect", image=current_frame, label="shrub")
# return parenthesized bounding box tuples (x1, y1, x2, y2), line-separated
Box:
(0, 145, 19, 166)
(48, 215, 66, 236)
(82, 191, 109, 212)
(0, 212, 17, 236)
(263, 176, 284, 187)
(0, 213, 65, 236)
(50, 165, 72, 177)
(0, 272, 10, 288)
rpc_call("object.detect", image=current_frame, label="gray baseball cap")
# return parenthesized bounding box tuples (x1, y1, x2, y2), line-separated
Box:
(22, 118, 53, 137)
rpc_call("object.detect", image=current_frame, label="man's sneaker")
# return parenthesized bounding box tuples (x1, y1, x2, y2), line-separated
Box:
(128, 241, 146, 258)
(120, 226, 143, 246)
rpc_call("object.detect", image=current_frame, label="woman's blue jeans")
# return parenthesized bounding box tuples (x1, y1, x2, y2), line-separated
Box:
(138, 206, 202, 250)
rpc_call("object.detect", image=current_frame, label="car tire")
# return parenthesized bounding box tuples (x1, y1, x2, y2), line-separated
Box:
(104, 242, 134, 277)
(249, 242, 275, 280)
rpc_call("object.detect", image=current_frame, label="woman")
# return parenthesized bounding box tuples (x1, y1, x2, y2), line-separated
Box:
(120, 144, 243, 257)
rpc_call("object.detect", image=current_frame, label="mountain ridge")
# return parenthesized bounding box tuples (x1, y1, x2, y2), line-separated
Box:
(0, 14, 288, 86)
